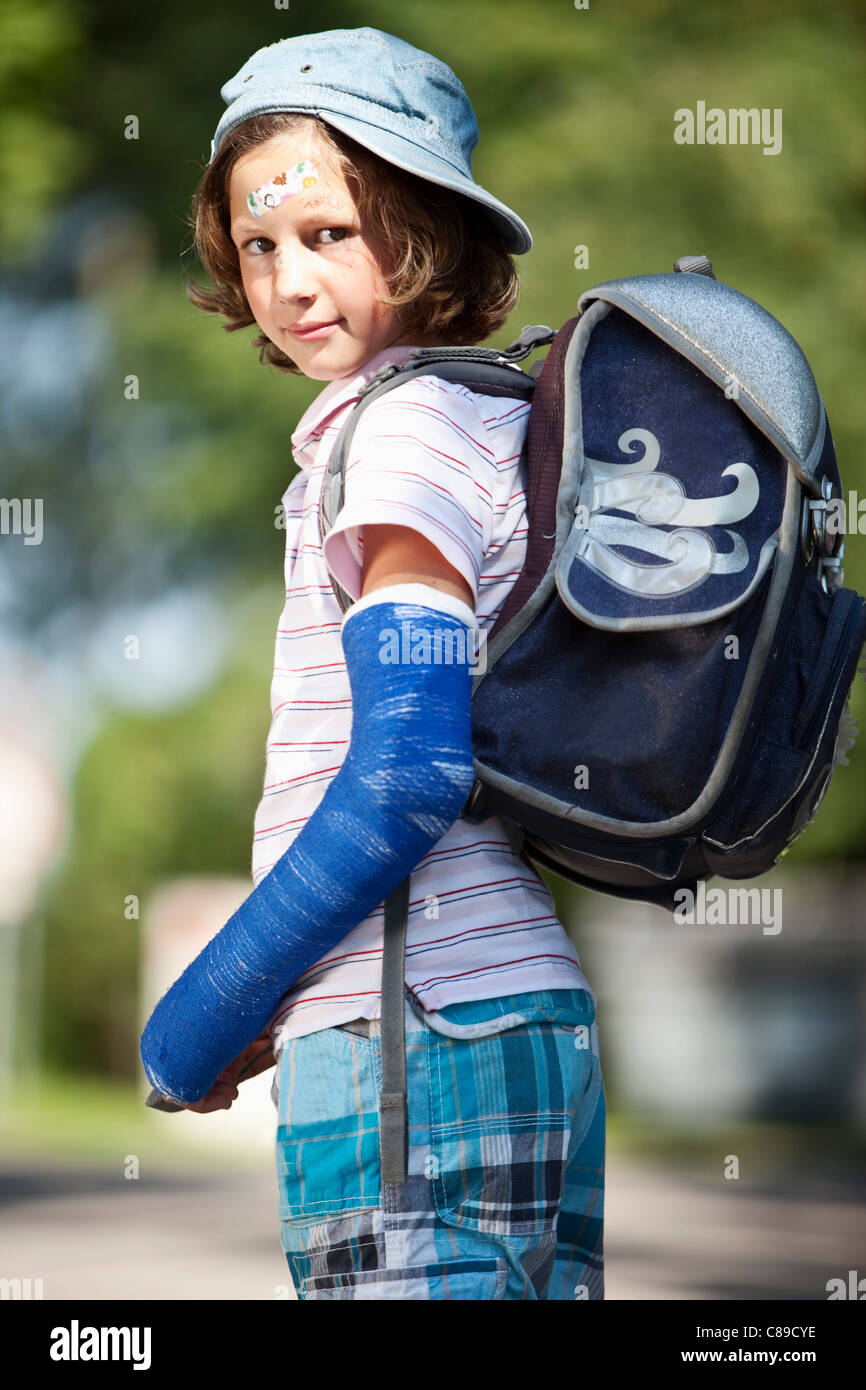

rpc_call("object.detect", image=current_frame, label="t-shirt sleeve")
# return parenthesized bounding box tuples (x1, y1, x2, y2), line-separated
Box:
(321, 377, 494, 605)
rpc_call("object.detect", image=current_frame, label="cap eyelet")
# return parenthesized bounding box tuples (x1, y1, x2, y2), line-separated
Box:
(243, 74, 255, 83)
(300, 64, 312, 73)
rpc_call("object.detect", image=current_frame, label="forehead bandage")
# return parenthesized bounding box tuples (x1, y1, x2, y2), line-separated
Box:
(140, 584, 477, 1104)
(247, 160, 319, 217)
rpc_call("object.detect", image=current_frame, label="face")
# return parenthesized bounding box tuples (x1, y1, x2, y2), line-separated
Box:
(229, 131, 447, 380)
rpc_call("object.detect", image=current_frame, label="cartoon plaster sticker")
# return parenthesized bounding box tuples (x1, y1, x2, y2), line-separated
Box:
(247, 160, 319, 217)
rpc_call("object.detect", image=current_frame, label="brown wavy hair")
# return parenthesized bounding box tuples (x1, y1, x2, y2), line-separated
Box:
(183, 112, 523, 374)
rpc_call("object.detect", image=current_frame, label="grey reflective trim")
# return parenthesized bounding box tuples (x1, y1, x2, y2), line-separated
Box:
(524, 831, 692, 881)
(472, 462, 802, 837)
(578, 274, 825, 495)
(470, 301, 611, 693)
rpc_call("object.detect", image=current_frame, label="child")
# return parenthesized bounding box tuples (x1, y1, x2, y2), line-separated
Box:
(142, 26, 605, 1301)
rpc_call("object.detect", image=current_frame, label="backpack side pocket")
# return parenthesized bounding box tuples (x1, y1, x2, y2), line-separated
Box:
(703, 581, 866, 872)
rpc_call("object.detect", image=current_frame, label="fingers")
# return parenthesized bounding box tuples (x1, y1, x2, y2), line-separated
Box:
(238, 1046, 277, 1081)
(177, 1078, 241, 1113)
(183, 1088, 238, 1114)
(162, 1033, 276, 1113)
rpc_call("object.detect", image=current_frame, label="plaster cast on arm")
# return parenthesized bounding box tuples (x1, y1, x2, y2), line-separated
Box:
(139, 586, 477, 1103)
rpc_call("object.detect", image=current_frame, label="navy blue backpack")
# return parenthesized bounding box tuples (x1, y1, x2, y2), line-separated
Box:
(319, 255, 866, 1181)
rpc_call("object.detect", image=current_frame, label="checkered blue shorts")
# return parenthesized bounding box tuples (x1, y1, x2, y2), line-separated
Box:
(271, 987, 605, 1300)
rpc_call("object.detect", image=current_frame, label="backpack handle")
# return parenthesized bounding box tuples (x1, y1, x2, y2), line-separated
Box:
(674, 253, 716, 278)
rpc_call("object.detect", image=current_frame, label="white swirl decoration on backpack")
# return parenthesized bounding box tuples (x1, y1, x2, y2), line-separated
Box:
(576, 428, 759, 597)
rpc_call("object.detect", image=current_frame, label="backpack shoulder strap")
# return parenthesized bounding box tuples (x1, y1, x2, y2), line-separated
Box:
(318, 343, 549, 613)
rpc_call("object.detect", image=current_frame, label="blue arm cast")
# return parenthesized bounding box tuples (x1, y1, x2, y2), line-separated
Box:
(139, 592, 477, 1103)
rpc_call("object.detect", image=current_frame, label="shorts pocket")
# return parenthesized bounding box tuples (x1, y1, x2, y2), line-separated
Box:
(569, 1047, 603, 1155)
(275, 1024, 382, 1220)
(300, 1257, 508, 1300)
(426, 1020, 596, 1236)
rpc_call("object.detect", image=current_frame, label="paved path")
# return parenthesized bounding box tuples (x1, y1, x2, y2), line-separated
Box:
(2, 1155, 863, 1300)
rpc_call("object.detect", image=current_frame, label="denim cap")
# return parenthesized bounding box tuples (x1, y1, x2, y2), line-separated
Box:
(209, 27, 532, 254)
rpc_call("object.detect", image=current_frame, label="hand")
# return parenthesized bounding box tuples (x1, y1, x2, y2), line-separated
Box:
(163, 1030, 277, 1114)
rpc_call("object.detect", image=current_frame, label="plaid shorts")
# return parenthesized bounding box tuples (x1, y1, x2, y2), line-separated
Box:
(272, 987, 605, 1300)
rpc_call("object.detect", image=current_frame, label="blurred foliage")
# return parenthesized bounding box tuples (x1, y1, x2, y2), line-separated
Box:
(40, 627, 276, 1077)
(1, 0, 864, 1079)
(0, 0, 88, 254)
(5, 1069, 863, 1179)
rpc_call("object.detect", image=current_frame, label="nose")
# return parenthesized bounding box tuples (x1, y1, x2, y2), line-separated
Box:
(271, 237, 318, 303)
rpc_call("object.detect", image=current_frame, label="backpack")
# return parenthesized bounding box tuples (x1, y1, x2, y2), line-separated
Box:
(318, 254, 866, 1181)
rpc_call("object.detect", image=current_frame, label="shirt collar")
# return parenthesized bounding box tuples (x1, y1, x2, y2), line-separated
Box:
(290, 344, 430, 468)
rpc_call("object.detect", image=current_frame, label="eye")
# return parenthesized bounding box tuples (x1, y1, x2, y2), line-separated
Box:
(317, 226, 351, 244)
(239, 226, 351, 254)
(240, 235, 273, 255)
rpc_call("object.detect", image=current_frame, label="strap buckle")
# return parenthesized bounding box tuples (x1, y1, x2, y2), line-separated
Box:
(358, 361, 404, 397)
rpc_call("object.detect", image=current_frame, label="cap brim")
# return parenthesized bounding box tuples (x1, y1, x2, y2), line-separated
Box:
(211, 103, 532, 254)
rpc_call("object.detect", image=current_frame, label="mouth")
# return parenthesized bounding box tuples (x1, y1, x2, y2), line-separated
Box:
(286, 318, 343, 341)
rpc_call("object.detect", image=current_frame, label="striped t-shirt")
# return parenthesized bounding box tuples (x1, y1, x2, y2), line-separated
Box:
(253, 342, 593, 1050)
